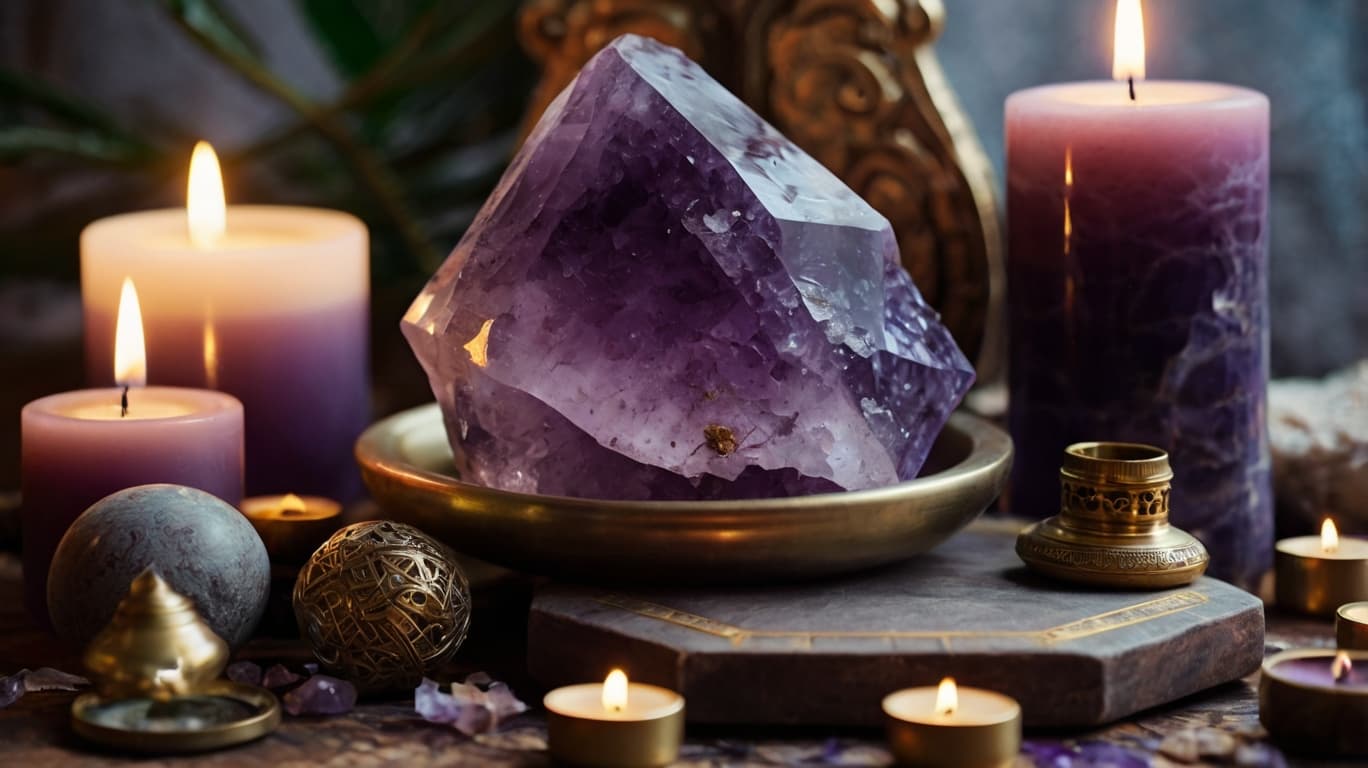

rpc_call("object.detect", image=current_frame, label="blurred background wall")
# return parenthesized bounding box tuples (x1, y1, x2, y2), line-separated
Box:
(1, 0, 1364, 489)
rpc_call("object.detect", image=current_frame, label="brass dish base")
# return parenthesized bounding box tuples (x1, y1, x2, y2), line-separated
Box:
(1017, 517, 1209, 589)
(71, 681, 280, 753)
(356, 404, 1012, 584)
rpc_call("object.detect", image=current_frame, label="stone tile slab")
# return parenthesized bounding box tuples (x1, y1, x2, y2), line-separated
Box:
(528, 523, 1264, 727)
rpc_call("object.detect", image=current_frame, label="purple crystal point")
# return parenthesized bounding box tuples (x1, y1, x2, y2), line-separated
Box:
(225, 661, 263, 686)
(262, 664, 302, 690)
(283, 675, 357, 716)
(404, 34, 974, 500)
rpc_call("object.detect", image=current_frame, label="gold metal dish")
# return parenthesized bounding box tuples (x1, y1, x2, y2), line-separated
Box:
(357, 404, 1012, 583)
(71, 681, 280, 753)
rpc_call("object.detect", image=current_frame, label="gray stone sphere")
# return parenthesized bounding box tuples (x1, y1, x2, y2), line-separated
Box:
(47, 484, 270, 650)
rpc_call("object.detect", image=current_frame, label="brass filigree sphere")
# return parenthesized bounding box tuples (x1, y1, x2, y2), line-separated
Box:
(1017, 442, 1209, 589)
(292, 521, 471, 693)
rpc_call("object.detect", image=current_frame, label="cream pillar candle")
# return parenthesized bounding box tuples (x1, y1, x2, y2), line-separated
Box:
(81, 143, 369, 499)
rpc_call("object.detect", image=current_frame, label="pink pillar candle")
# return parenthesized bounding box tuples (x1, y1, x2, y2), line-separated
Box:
(21, 386, 243, 624)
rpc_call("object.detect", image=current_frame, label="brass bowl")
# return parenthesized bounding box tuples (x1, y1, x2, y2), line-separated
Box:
(356, 404, 1012, 583)
(71, 681, 280, 753)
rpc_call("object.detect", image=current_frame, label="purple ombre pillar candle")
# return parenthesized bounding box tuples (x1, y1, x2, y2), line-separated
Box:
(81, 146, 370, 500)
(1005, 6, 1271, 587)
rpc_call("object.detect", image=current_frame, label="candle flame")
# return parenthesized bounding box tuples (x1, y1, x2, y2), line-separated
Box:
(1333, 651, 1353, 682)
(602, 669, 628, 713)
(1322, 518, 1340, 554)
(1112, 0, 1146, 83)
(934, 677, 957, 717)
(281, 494, 307, 515)
(188, 141, 227, 248)
(114, 277, 147, 388)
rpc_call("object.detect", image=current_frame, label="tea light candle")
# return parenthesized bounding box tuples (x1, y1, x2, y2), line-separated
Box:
(544, 669, 684, 768)
(240, 493, 342, 564)
(21, 279, 243, 624)
(82, 142, 369, 500)
(883, 678, 1022, 768)
(1275, 519, 1368, 616)
(1260, 649, 1368, 756)
(1337, 602, 1368, 650)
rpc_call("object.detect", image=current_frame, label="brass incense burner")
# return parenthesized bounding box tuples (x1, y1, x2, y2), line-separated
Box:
(1017, 442, 1209, 589)
(71, 569, 280, 753)
(83, 568, 229, 701)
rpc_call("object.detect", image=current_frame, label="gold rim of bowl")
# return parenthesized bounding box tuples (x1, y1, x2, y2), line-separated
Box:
(355, 403, 1012, 584)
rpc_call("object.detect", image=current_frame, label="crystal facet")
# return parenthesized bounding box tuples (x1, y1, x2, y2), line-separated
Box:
(404, 34, 974, 500)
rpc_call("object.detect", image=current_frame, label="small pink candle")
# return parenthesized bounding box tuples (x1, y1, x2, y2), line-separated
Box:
(21, 279, 243, 624)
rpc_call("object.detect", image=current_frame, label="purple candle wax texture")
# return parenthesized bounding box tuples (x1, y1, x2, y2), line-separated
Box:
(1006, 81, 1271, 587)
(402, 35, 974, 500)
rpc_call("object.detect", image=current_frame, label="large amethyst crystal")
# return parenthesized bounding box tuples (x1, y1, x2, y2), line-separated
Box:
(403, 34, 974, 500)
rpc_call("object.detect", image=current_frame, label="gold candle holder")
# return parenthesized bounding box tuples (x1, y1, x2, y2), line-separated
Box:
(82, 568, 229, 701)
(241, 493, 342, 564)
(1336, 602, 1368, 650)
(1275, 520, 1368, 616)
(72, 568, 280, 753)
(1260, 649, 1368, 757)
(544, 670, 684, 768)
(1016, 442, 1208, 588)
(883, 678, 1021, 768)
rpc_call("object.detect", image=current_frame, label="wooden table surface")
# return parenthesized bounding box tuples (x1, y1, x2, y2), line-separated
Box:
(0, 549, 1356, 768)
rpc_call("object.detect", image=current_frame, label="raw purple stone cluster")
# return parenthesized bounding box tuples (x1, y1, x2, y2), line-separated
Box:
(404, 34, 974, 500)
(414, 673, 528, 736)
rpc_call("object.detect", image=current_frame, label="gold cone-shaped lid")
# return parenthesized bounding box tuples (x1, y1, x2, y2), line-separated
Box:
(83, 568, 229, 701)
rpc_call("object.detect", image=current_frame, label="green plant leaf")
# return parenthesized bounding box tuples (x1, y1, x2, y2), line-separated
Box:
(155, 0, 262, 64)
(0, 125, 155, 165)
(0, 70, 143, 141)
(297, 0, 387, 79)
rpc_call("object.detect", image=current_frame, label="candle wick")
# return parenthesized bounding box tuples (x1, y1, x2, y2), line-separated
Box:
(1128, 77, 1136, 102)
(120, 385, 129, 418)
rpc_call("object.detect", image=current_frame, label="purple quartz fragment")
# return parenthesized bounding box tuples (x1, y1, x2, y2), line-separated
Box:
(414, 674, 528, 736)
(225, 660, 263, 686)
(403, 34, 974, 500)
(21, 667, 88, 692)
(283, 675, 357, 716)
(262, 664, 302, 690)
(0, 667, 88, 709)
(0, 673, 22, 709)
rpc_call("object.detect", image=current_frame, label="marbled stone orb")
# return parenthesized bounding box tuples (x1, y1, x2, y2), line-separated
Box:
(47, 484, 270, 650)
(293, 521, 471, 693)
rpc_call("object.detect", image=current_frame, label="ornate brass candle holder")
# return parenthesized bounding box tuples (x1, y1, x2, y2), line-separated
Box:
(1016, 442, 1209, 589)
(71, 568, 280, 753)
